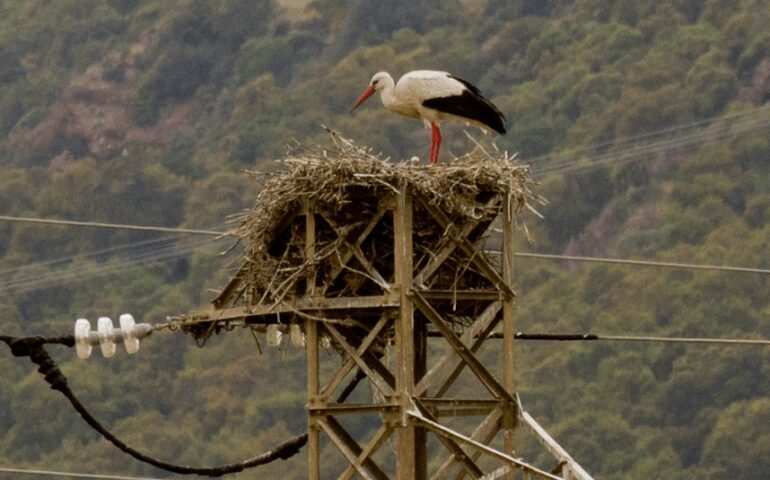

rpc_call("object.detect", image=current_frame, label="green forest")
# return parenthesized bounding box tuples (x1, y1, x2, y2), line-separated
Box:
(1, 0, 770, 478)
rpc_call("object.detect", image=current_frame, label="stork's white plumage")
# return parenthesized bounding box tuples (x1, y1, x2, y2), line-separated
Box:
(350, 70, 506, 164)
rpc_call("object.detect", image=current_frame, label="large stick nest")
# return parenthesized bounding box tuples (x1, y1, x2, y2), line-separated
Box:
(229, 134, 543, 311)
(238, 135, 540, 253)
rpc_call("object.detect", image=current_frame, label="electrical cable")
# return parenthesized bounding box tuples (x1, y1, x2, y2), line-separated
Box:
(0, 215, 234, 237)
(3, 214, 768, 279)
(0, 220, 239, 295)
(0, 466, 166, 480)
(0, 334, 306, 477)
(589, 334, 770, 345)
(421, 331, 770, 346)
(538, 114, 770, 177)
(0, 234, 184, 277)
(528, 104, 770, 178)
(0, 235, 223, 294)
(0, 334, 370, 477)
(508, 332, 770, 345)
(511, 252, 770, 275)
(526, 104, 770, 168)
(0, 218, 236, 294)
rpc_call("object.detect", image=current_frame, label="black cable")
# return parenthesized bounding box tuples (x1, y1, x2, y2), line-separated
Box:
(1, 335, 75, 353)
(513, 333, 599, 341)
(0, 335, 306, 477)
(425, 331, 770, 345)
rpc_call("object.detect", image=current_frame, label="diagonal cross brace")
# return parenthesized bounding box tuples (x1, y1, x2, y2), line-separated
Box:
(212, 262, 249, 309)
(324, 324, 395, 397)
(413, 193, 515, 299)
(416, 301, 502, 397)
(434, 304, 503, 400)
(411, 290, 514, 403)
(408, 409, 563, 480)
(338, 423, 395, 480)
(318, 204, 391, 295)
(412, 398, 484, 479)
(413, 195, 502, 288)
(518, 409, 594, 480)
(318, 417, 390, 480)
(321, 313, 392, 400)
(432, 407, 503, 480)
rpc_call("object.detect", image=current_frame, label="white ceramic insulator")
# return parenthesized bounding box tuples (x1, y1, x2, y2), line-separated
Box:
(119, 314, 140, 354)
(97, 317, 117, 358)
(266, 324, 282, 347)
(290, 324, 305, 347)
(74, 319, 93, 359)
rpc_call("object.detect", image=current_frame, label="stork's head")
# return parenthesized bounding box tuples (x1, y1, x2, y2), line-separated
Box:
(350, 72, 391, 112)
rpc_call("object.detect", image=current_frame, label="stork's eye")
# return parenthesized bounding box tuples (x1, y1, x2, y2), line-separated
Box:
(372, 80, 379, 87)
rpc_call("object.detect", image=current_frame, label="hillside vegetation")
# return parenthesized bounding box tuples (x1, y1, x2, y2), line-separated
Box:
(1, 0, 769, 478)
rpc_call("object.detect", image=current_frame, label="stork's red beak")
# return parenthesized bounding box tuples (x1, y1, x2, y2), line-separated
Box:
(350, 86, 376, 112)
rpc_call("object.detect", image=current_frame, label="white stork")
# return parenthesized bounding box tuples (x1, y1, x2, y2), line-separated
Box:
(349, 70, 506, 164)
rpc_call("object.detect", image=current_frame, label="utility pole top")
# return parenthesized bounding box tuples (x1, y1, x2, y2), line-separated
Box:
(174, 138, 590, 480)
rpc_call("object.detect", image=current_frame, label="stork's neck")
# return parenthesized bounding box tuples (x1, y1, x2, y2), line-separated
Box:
(377, 74, 398, 110)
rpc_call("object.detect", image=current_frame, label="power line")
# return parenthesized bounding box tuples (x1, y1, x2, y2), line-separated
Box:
(540, 112, 770, 175)
(527, 104, 770, 167)
(595, 334, 770, 346)
(0, 235, 223, 294)
(0, 215, 234, 237)
(528, 103, 770, 178)
(0, 234, 184, 277)
(511, 252, 770, 275)
(4, 215, 768, 278)
(0, 335, 308, 476)
(0, 466, 165, 480)
(0, 333, 369, 478)
(0, 219, 236, 295)
(504, 332, 770, 346)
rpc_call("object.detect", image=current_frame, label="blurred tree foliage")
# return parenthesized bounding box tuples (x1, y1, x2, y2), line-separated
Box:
(0, 0, 769, 478)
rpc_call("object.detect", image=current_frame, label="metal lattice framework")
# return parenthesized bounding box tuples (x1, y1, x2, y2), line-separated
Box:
(178, 182, 592, 480)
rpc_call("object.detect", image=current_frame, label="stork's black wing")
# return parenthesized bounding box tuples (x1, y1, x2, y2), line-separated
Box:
(422, 76, 506, 134)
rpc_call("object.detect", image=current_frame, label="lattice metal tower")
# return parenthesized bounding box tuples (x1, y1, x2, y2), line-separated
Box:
(177, 158, 592, 479)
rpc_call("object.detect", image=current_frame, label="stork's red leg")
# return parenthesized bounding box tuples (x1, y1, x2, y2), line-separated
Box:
(430, 123, 442, 164)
